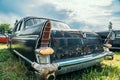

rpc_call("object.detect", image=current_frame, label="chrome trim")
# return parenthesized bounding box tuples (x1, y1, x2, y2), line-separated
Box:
(111, 47, 120, 49)
(54, 52, 113, 74)
(13, 50, 33, 64)
(57, 57, 104, 75)
(57, 52, 107, 67)
(35, 48, 51, 64)
(106, 51, 114, 56)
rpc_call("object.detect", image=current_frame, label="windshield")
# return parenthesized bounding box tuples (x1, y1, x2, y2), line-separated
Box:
(51, 21, 70, 30)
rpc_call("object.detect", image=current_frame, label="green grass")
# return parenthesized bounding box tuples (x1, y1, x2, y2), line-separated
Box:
(0, 44, 120, 80)
(0, 44, 36, 80)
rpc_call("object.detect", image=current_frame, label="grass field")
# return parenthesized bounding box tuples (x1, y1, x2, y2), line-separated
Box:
(0, 44, 120, 80)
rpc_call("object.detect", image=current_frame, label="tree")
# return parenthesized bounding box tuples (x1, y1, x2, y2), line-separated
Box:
(108, 21, 112, 31)
(0, 24, 11, 34)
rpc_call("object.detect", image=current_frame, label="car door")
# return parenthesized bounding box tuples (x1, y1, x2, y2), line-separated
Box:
(11, 18, 48, 62)
(12, 19, 38, 62)
(11, 21, 23, 50)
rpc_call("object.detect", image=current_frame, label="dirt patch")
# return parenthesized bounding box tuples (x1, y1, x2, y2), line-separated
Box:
(0, 44, 8, 49)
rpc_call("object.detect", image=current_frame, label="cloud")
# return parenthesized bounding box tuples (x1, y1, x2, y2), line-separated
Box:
(28, 4, 70, 20)
(0, 13, 21, 27)
(0, 0, 120, 31)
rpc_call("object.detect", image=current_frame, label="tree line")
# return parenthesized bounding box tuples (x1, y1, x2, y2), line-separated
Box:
(0, 23, 12, 34)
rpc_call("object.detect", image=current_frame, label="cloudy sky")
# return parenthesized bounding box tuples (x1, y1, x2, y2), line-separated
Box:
(0, 0, 120, 31)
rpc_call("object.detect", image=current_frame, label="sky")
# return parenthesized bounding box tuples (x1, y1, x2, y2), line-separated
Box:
(0, 0, 120, 32)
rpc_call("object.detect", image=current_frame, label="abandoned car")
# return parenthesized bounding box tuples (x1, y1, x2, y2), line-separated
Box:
(8, 16, 113, 80)
(97, 30, 120, 50)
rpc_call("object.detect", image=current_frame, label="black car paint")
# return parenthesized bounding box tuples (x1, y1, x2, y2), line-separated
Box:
(9, 17, 104, 64)
(11, 18, 46, 62)
(97, 30, 120, 49)
(50, 31, 103, 62)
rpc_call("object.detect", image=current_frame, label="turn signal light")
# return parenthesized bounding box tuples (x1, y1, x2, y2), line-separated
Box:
(36, 47, 54, 55)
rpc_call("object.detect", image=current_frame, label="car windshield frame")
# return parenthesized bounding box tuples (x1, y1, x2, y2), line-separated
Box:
(24, 17, 71, 30)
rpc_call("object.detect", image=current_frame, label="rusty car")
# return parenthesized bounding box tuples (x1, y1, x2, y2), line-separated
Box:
(8, 16, 114, 80)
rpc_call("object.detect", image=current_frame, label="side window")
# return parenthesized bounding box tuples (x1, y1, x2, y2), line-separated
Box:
(14, 24, 18, 32)
(17, 22, 22, 31)
(25, 19, 34, 28)
(116, 33, 120, 38)
(25, 18, 46, 29)
(14, 21, 22, 32)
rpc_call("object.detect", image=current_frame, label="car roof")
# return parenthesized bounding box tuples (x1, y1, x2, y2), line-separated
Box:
(20, 16, 64, 23)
